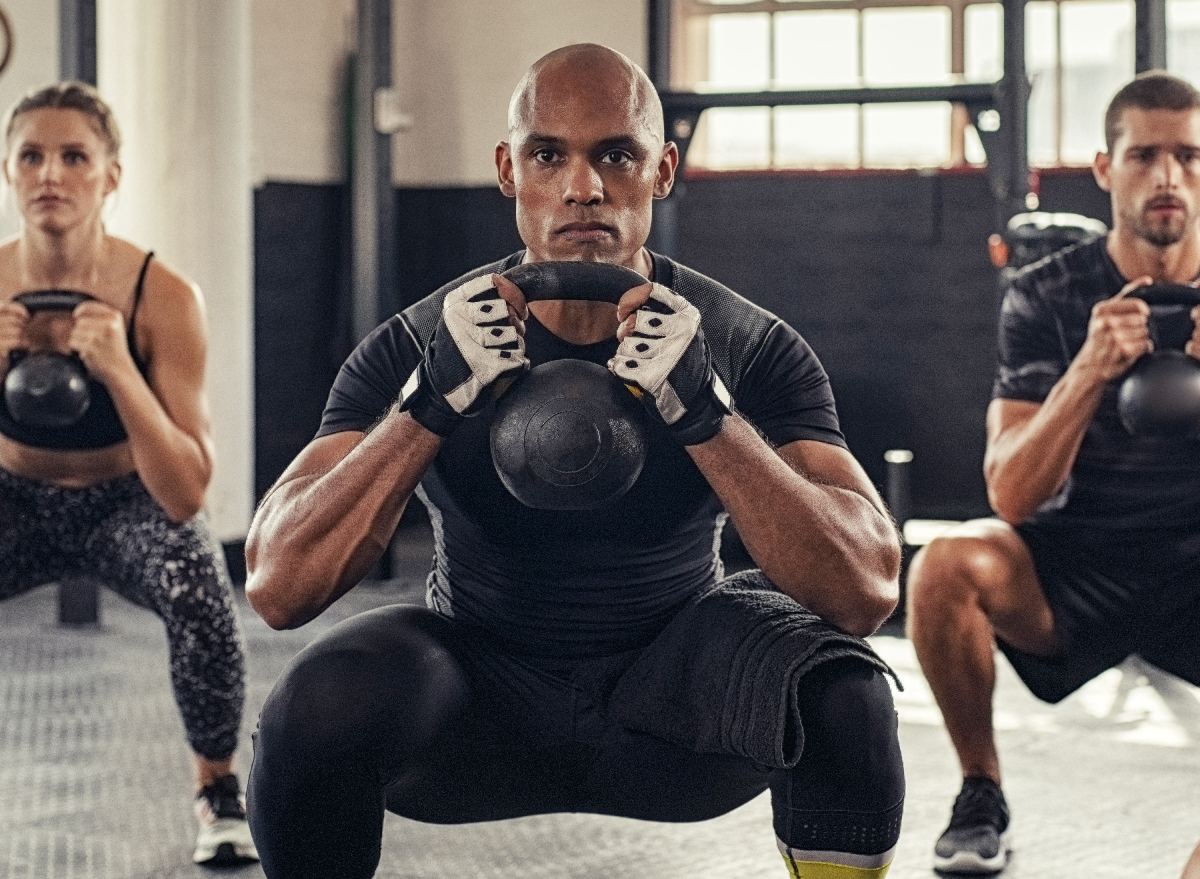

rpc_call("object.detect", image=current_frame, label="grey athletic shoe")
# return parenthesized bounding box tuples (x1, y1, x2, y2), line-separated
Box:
(933, 777, 1012, 874)
(193, 774, 259, 867)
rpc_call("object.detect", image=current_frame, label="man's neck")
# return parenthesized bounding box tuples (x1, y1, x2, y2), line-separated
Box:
(1106, 229, 1200, 284)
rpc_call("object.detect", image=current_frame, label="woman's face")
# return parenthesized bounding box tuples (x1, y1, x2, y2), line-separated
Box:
(5, 107, 119, 235)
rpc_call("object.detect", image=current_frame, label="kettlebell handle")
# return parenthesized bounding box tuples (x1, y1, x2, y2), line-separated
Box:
(1127, 283, 1200, 308)
(7, 291, 92, 361)
(501, 262, 648, 305)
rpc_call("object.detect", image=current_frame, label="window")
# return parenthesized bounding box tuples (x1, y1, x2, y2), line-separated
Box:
(671, 0, 1174, 171)
(1168, 0, 1200, 99)
(1026, 0, 1134, 165)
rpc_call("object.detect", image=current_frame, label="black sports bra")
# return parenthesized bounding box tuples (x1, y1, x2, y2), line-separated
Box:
(0, 252, 154, 450)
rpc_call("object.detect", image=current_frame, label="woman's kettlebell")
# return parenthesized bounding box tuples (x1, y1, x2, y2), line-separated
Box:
(1116, 283, 1200, 438)
(3, 291, 92, 428)
(489, 261, 651, 511)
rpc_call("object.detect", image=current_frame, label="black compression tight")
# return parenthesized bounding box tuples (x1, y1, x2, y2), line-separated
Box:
(248, 605, 903, 878)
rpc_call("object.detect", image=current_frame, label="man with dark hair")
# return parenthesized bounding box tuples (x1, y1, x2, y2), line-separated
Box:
(243, 44, 906, 879)
(907, 69, 1200, 875)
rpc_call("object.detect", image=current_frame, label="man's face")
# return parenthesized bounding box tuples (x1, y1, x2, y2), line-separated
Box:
(1094, 106, 1200, 248)
(496, 65, 677, 269)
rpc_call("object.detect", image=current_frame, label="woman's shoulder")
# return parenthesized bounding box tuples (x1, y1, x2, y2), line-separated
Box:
(0, 238, 21, 293)
(107, 238, 201, 308)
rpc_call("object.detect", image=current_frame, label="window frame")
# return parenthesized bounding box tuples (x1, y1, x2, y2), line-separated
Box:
(670, 0, 1140, 172)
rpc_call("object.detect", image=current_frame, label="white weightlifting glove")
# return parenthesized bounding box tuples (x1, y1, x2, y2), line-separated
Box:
(610, 283, 731, 446)
(399, 274, 528, 436)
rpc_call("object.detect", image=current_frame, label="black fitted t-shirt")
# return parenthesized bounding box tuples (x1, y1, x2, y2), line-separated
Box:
(318, 251, 845, 657)
(993, 235, 1200, 531)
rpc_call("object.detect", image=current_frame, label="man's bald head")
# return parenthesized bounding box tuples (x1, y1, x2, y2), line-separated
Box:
(507, 44, 665, 144)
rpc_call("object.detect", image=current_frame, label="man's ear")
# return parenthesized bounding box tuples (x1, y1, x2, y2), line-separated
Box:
(653, 142, 679, 200)
(496, 141, 516, 198)
(1092, 150, 1113, 193)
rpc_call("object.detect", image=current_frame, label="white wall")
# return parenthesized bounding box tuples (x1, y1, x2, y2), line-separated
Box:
(252, 0, 647, 186)
(99, 0, 255, 542)
(0, 1, 64, 238)
(391, 0, 647, 186)
(251, 0, 356, 185)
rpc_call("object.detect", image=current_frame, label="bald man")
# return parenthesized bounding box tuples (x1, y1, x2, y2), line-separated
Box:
(244, 45, 905, 879)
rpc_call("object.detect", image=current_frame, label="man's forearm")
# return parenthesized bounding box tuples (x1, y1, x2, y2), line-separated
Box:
(985, 364, 1109, 523)
(246, 410, 442, 628)
(688, 417, 900, 636)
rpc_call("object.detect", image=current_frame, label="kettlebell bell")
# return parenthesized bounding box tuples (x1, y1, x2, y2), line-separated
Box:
(489, 261, 651, 511)
(3, 291, 92, 428)
(1116, 283, 1200, 438)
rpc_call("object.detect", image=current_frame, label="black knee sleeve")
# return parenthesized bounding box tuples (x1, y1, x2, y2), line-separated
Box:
(770, 657, 905, 855)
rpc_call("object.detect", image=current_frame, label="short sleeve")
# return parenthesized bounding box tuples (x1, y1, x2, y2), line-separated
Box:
(316, 319, 422, 437)
(993, 279, 1065, 404)
(735, 322, 847, 449)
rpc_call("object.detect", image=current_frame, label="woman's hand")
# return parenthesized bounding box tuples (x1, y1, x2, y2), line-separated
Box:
(0, 299, 30, 364)
(68, 299, 137, 385)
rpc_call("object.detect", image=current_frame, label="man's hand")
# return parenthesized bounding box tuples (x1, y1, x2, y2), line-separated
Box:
(399, 273, 528, 436)
(1074, 276, 1155, 383)
(610, 282, 730, 446)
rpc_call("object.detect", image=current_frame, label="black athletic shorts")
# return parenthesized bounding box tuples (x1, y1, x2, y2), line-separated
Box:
(997, 521, 1200, 703)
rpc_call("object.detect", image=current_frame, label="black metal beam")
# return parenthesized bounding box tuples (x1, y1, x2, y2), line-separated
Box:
(648, 0, 678, 257)
(57, 0, 100, 625)
(989, 0, 1031, 224)
(648, 0, 672, 90)
(59, 0, 97, 85)
(660, 82, 1000, 176)
(351, 0, 398, 341)
(1135, 0, 1168, 72)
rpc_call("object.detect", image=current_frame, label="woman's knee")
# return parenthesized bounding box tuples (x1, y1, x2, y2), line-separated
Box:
(259, 606, 470, 757)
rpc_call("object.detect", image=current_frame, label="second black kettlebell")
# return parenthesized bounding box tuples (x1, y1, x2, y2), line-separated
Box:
(3, 291, 92, 428)
(1116, 283, 1200, 438)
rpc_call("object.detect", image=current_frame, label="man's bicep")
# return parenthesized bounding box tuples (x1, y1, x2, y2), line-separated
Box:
(985, 398, 1042, 453)
(263, 431, 367, 505)
(778, 438, 886, 508)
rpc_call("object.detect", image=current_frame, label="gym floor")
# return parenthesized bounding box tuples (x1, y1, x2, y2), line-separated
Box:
(3, 522, 1198, 879)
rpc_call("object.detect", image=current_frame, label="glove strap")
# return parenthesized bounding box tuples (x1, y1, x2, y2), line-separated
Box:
(398, 362, 464, 437)
(667, 370, 732, 446)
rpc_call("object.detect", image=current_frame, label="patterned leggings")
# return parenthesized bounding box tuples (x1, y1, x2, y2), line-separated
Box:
(0, 468, 245, 760)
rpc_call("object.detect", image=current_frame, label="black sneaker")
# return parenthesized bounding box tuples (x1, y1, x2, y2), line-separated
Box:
(193, 774, 259, 866)
(933, 776, 1012, 874)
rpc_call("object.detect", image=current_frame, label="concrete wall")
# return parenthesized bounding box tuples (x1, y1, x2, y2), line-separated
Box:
(251, 0, 647, 186)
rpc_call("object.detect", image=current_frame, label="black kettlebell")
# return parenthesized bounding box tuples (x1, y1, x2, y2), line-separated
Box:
(489, 261, 650, 511)
(4, 291, 92, 428)
(1116, 283, 1200, 437)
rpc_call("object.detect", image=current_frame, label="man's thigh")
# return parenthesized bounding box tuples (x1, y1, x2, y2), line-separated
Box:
(380, 629, 770, 826)
(1000, 522, 1200, 702)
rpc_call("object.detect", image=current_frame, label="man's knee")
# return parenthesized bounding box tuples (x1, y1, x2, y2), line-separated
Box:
(796, 659, 903, 796)
(907, 523, 1026, 619)
(258, 606, 470, 757)
(775, 659, 905, 853)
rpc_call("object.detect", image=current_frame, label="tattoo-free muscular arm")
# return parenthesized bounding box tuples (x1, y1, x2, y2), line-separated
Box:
(688, 417, 901, 636)
(986, 277, 1152, 523)
(80, 264, 215, 523)
(245, 410, 442, 629)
